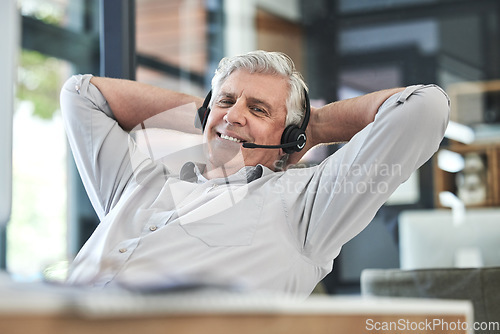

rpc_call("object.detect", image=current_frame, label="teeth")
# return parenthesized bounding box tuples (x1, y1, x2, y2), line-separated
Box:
(220, 133, 242, 143)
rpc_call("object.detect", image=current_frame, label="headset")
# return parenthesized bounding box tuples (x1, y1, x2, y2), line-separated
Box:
(196, 88, 310, 154)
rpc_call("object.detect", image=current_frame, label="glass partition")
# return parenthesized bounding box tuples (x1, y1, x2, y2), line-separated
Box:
(4, 0, 500, 301)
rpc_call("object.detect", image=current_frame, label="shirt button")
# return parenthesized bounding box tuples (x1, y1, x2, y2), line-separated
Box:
(149, 225, 157, 231)
(119, 248, 128, 253)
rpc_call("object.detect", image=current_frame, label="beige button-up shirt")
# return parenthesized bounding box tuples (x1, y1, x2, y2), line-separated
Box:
(60, 75, 449, 296)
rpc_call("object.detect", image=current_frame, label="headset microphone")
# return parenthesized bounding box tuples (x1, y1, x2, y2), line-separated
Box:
(242, 133, 306, 150)
(197, 88, 310, 154)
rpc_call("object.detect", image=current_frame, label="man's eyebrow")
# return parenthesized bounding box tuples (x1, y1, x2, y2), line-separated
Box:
(218, 91, 235, 99)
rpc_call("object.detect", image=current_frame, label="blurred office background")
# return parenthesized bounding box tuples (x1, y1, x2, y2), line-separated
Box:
(2, 0, 500, 293)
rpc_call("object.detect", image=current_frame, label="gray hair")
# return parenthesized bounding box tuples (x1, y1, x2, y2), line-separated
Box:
(210, 50, 308, 127)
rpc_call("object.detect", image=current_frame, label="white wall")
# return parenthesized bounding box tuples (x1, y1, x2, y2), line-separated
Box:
(0, 0, 19, 226)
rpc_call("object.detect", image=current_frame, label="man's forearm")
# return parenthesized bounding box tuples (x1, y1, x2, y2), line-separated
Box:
(309, 87, 405, 145)
(90, 76, 204, 132)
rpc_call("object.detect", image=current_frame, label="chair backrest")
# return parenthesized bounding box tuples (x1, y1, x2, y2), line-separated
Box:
(361, 267, 500, 334)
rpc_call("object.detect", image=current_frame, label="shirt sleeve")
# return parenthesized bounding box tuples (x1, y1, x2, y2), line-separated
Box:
(277, 84, 450, 264)
(60, 74, 139, 220)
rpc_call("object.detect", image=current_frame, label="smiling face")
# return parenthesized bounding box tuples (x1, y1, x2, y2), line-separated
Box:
(202, 69, 289, 176)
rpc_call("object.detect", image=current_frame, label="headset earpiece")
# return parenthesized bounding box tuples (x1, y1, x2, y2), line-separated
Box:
(280, 125, 306, 154)
(279, 88, 310, 154)
(195, 90, 212, 130)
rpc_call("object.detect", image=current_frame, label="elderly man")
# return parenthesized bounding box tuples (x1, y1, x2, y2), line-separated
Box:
(60, 50, 449, 296)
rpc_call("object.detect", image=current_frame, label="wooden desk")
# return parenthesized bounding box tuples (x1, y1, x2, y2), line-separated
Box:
(0, 281, 473, 334)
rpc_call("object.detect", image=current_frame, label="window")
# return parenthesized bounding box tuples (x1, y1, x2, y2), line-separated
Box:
(5, 0, 99, 281)
(8, 50, 71, 280)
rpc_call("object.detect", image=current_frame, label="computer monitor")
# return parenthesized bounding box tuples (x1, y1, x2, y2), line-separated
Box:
(399, 208, 500, 270)
(0, 0, 18, 226)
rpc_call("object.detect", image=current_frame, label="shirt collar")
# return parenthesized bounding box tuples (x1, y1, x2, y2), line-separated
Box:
(179, 162, 264, 184)
(179, 162, 205, 183)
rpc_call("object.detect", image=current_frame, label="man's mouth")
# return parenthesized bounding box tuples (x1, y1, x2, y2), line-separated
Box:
(218, 133, 246, 143)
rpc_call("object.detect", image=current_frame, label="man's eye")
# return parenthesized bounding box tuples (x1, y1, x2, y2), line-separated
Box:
(218, 99, 234, 106)
(250, 106, 266, 114)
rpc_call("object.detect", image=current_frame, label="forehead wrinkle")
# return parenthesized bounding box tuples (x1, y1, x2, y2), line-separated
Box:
(218, 88, 276, 112)
(217, 72, 288, 121)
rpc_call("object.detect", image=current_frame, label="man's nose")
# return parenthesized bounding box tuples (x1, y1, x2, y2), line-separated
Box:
(224, 100, 248, 126)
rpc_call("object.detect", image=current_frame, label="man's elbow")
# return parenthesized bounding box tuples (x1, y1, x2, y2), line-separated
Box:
(427, 85, 450, 138)
(60, 75, 80, 115)
(410, 85, 451, 139)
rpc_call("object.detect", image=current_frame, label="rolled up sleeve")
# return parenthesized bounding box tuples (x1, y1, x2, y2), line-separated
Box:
(60, 75, 136, 219)
(279, 85, 450, 264)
